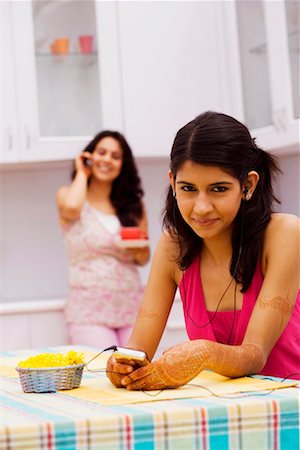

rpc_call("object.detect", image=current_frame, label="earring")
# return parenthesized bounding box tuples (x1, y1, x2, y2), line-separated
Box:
(173, 191, 176, 198)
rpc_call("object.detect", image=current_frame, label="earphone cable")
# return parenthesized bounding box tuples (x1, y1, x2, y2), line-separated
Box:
(85, 345, 117, 373)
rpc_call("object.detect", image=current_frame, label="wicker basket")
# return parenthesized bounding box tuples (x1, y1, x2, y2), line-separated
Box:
(16, 364, 85, 393)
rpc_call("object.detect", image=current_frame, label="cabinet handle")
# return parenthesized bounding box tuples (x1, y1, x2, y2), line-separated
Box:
(278, 108, 287, 132)
(271, 111, 281, 132)
(25, 127, 31, 149)
(7, 128, 13, 151)
(272, 109, 287, 133)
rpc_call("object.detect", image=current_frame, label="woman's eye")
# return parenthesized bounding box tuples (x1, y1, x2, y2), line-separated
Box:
(211, 186, 228, 192)
(181, 185, 196, 192)
(112, 153, 122, 160)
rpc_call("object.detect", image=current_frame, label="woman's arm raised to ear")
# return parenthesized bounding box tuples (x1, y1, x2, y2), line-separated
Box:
(56, 154, 91, 222)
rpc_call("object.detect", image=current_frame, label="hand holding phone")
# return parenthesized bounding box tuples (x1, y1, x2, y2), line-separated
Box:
(75, 152, 93, 173)
(112, 347, 149, 367)
(83, 157, 93, 168)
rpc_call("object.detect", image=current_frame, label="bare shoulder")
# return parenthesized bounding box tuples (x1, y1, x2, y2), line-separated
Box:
(265, 213, 299, 238)
(157, 231, 182, 284)
(263, 213, 299, 271)
(158, 231, 180, 257)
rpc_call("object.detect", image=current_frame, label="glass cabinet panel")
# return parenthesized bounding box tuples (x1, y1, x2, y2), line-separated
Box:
(32, 0, 101, 137)
(236, 0, 272, 129)
(285, 0, 300, 119)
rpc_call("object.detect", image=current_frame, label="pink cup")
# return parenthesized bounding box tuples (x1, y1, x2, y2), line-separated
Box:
(79, 35, 93, 54)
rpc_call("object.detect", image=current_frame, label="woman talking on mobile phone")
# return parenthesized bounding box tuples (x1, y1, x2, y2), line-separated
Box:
(56, 131, 150, 348)
(106, 111, 300, 390)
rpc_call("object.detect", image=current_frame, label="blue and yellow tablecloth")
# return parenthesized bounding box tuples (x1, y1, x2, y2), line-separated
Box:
(1, 346, 299, 449)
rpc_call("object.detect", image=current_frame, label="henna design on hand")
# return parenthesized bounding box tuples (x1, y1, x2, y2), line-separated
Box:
(121, 341, 212, 390)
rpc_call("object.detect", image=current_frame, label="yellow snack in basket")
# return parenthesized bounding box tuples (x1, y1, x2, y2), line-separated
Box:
(18, 350, 85, 368)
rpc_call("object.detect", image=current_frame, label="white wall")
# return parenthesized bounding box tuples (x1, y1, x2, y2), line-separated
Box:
(276, 153, 300, 215)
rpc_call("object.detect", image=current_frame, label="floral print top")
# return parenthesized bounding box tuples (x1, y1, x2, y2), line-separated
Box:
(61, 203, 144, 327)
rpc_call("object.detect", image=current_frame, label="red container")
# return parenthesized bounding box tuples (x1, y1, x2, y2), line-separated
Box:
(119, 227, 148, 240)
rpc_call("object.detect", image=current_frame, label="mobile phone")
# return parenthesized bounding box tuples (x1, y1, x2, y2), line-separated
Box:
(83, 157, 93, 168)
(112, 347, 149, 367)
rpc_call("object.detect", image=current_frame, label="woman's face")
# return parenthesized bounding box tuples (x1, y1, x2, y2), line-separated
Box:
(171, 161, 244, 241)
(91, 137, 123, 182)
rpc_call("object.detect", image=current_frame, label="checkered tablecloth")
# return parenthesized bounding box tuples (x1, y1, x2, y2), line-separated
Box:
(1, 346, 299, 450)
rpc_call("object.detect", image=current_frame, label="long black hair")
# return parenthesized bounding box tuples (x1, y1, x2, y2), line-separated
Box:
(72, 130, 144, 226)
(163, 111, 281, 292)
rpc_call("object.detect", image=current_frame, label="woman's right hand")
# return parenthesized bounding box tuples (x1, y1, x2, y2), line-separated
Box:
(75, 151, 94, 176)
(106, 354, 135, 388)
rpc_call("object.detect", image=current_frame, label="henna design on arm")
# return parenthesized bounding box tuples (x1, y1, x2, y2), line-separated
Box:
(257, 295, 295, 328)
(207, 343, 265, 377)
(137, 307, 160, 320)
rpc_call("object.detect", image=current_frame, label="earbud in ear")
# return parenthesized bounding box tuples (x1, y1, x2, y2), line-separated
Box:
(173, 191, 176, 199)
(243, 187, 249, 201)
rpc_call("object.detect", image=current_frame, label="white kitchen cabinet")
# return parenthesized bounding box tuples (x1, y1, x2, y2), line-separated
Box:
(2, 1, 231, 162)
(2, 0, 123, 163)
(222, 0, 299, 156)
(3, 1, 297, 164)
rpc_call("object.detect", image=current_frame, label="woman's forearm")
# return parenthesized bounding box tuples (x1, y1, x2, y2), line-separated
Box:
(63, 171, 88, 211)
(158, 340, 266, 385)
(192, 340, 266, 378)
(119, 339, 267, 391)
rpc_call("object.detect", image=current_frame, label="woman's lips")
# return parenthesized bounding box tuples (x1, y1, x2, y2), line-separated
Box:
(192, 217, 219, 226)
(94, 165, 111, 173)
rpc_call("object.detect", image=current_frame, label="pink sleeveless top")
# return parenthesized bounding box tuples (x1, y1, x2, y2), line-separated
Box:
(179, 255, 300, 379)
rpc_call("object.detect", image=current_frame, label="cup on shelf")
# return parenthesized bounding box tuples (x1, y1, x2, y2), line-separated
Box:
(78, 35, 93, 54)
(50, 38, 70, 55)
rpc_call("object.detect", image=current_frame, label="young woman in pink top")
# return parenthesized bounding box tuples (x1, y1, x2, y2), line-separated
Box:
(56, 131, 150, 348)
(107, 111, 300, 389)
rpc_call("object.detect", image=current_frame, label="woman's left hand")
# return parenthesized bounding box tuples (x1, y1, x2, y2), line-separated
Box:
(125, 246, 150, 266)
(120, 341, 210, 390)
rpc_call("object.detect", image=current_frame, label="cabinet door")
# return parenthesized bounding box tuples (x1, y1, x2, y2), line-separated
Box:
(284, 0, 299, 121)
(235, 0, 273, 131)
(10, 0, 123, 162)
(117, 1, 226, 157)
(231, 0, 299, 154)
(262, 0, 299, 152)
(1, 1, 20, 163)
